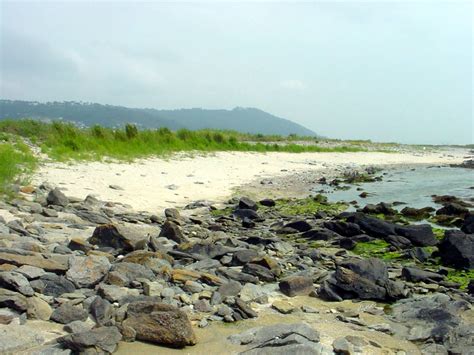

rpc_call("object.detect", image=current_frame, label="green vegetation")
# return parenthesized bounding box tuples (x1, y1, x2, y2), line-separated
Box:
(432, 227, 445, 240)
(0, 120, 366, 162)
(446, 269, 474, 290)
(352, 240, 403, 261)
(275, 194, 348, 216)
(0, 137, 37, 194)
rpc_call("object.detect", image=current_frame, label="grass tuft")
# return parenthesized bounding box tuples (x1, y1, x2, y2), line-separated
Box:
(0, 139, 37, 194)
(0, 119, 367, 162)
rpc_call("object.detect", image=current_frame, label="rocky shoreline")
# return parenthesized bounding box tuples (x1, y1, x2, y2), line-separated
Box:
(0, 167, 473, 354)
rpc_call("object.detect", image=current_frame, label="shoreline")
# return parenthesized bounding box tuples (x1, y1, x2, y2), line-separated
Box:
(31, 148, 467, 214)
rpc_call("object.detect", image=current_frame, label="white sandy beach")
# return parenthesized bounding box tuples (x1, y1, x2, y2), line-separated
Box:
(30, 148, 467, 214)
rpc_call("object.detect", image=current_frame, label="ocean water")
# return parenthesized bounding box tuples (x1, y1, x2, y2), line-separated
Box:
(325, 166, 474, 210)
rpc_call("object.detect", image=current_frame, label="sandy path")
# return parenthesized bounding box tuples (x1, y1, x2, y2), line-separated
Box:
(32, 149, 466, 213)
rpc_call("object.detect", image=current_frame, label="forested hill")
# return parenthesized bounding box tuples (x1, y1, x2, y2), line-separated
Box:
(0, 100, 317, 136)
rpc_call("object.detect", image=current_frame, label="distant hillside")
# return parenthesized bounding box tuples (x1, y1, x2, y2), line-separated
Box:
(0, 100, 317, 136)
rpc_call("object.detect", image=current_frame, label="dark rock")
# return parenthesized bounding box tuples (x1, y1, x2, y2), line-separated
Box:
(47, 188, 69, 207)
(461, 213, 474, 234)
(394, 224, 438, 247)
(468, 280, 474, 295)
(159, 220, 186, 243)
(401, 207, 434, 220)
(301, 228, 340, 240)
(242, 217, 256, 228)
(279, 276, 313, 297)
(436, 203, 469, 217)
(108, 262, 155, 286)
(234, 298, 258, 318)
(390, 294, 472, 351)
(218, 268, 259, 284)
(339, 238, 356, 250)
(89, 296, 113, 326)
(75, 210, 111, 224)
(318, 281, 343, 302)
(89, 224, 151, 252)
(259, 199, 276, 207)
(50, 303, 88, 324)
(350, 214, 396, 238)
(335, 266, 387, 300)
(58, 326, 122, 353)
(362, 202, 396, 215)
(233, 209, 260, 220)
(283, 220, 312, 232)
(386, 235, 412, 249)
(438, 230, 474, 269)
(402, 267, 445, 283)
(323, 221, 361, 237)
(67, 238, 93, 253)
(231, 250, 259, 266)
(406, 247, 431, 263)
(123, 301, 196, 347)
(242, 263, 276, 282)
(37, 274, 76, 297)
(329, 258, 404, 301)
(239, 197, 258, 211)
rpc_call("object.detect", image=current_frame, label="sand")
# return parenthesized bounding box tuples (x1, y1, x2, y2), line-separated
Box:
(31, 149, 466, 214)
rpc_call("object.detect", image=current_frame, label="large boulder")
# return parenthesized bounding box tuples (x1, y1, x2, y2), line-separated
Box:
(320, 258, 405, 301)
(390, 294, 472, 353)
(58, 326, 122, 353)
(35, 274, 76, 297)
(279, 276, 314, 297)
(394, 224, 438, 247)
(323, 221, 361, 237)
(228, 323, 322, 355)
(88, 223, 153, 252)
(50, 303, 88, 324)
(107, 262, 155, 286)
(438, 230, 474, 269)
(401, 267, 445, 283)
(436, 203, 469, 217)
(66, 255, 111, 288)
(159, 221, 186, 244)
(123, 301, 196, 347)
(349, 214, 396, 238)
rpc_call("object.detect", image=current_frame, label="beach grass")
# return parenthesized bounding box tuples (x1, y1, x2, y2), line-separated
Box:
(0, 137, 37, 193)
(0, 119, 367, 161)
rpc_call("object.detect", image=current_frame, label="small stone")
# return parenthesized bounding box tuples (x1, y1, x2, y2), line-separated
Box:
(26, 296, 53, 320)
(143, 281, 164, 297)
(279, 275, 314, 297)
(271, 300, 296, 314)
(50, 303, 89, 324)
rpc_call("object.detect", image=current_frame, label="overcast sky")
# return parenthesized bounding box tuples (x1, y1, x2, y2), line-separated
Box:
(1, 0, 472, 144)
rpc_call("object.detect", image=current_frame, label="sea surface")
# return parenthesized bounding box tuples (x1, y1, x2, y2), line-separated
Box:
(325, 166, 474, 210)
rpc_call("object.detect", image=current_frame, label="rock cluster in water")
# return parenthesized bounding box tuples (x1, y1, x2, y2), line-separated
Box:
(0, 181, 473, 354)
